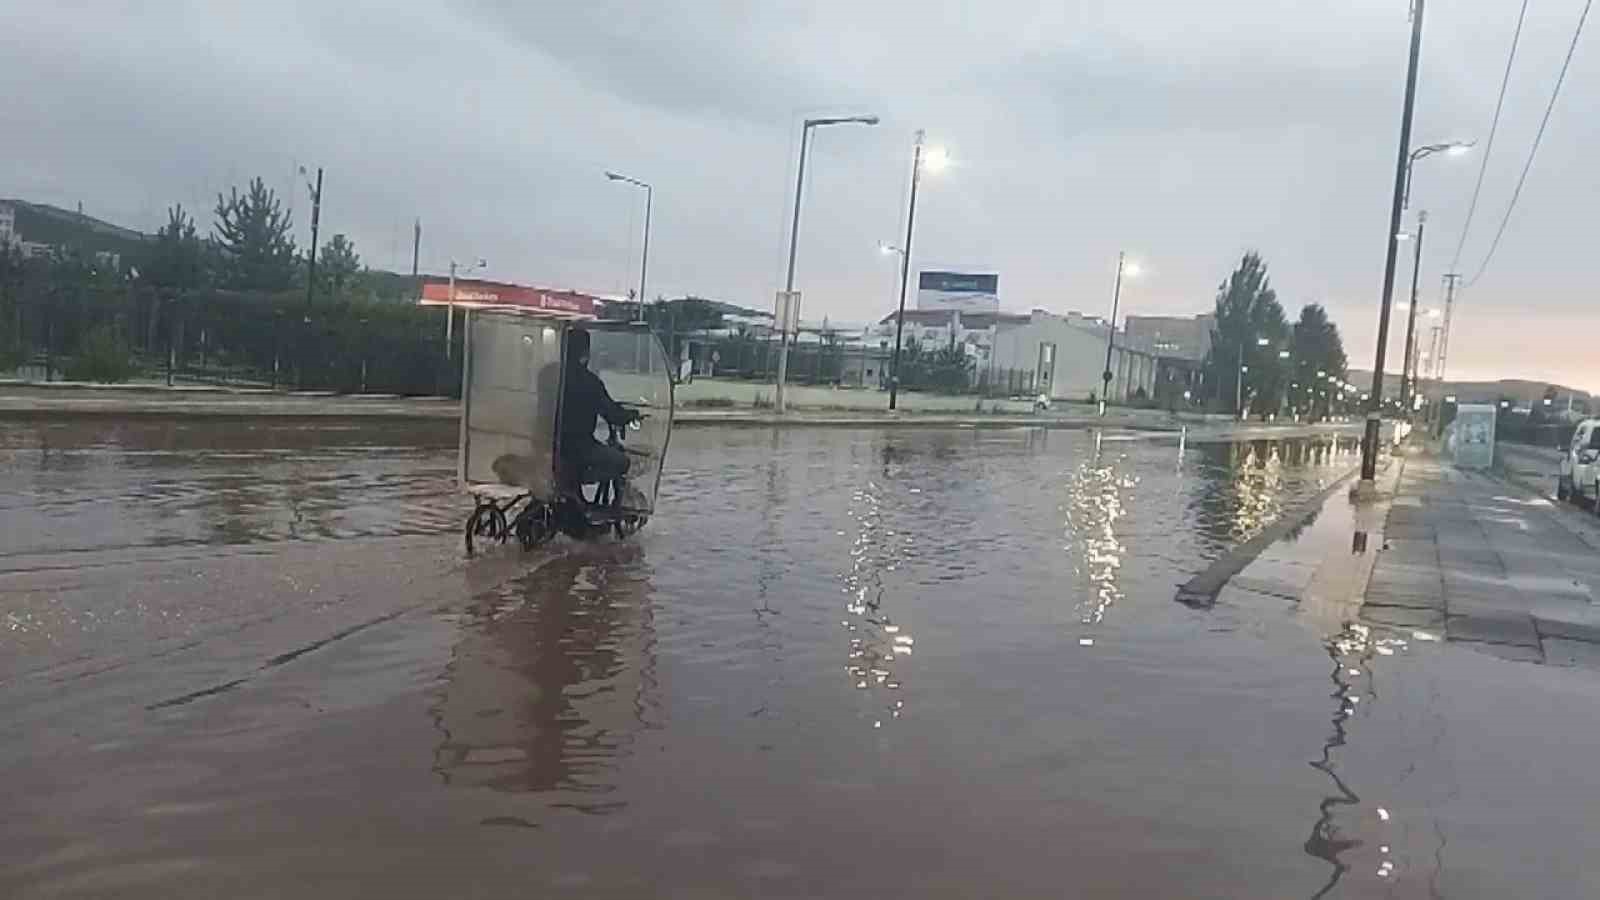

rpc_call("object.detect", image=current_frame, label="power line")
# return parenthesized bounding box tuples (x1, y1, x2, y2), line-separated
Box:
(1448, 0, 1529, 272)
(1467, 0, 1593, 288)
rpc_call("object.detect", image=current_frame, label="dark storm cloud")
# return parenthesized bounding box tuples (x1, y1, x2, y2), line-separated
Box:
(2, 0, 1596, 387)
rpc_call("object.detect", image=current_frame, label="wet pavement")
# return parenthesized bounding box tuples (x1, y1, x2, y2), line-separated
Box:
(1371, 457, 1600, 663)
(4, 420, 1600, 898)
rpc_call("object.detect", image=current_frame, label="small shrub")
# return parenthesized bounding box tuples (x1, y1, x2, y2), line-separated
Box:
(65, 326, 137, 383)
(0, 342, 23, 375)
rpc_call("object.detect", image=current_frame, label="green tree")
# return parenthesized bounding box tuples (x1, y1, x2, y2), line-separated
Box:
(142, 204, 208, 293)
(213, 178, 297, 291)
(0, 243, 24, 369)
(319, 233, 361, 297)
(1204, 252, 1289, 415)
(1288, 303, 1347, 420)
(898, 338, 975, 393)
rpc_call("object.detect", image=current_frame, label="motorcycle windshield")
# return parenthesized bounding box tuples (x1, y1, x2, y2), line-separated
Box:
(587, 325, 674, 512)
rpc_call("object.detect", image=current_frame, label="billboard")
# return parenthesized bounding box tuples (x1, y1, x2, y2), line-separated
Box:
(917, 270, 999, 312)
(419, 278, 598, 319)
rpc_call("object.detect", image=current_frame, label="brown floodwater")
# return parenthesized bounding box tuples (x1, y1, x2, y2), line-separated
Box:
(3, 420, 1599, 898)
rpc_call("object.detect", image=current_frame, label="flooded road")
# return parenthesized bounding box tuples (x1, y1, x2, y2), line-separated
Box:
(4, 421, 1600, 898)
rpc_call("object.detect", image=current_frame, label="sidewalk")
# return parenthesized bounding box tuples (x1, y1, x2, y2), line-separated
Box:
(0, 380, 1356, 436)
(1215, 451, 1600, 667)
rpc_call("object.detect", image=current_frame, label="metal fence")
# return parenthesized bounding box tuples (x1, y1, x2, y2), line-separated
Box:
(3, 284, 459, 396)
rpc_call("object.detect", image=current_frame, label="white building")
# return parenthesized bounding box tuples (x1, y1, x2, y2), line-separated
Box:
(0, 202, 15, 249)
(874, 307, 1159, 401)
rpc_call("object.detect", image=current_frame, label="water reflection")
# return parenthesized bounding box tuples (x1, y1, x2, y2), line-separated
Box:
(430, 552, 657, 808)
(839, 476, 911, 728)
(1063, 432, 1132, 629)
(1303, 621, 1410, 897)
(0, 419, 459, 557)
(1185, 438, 1353, 554)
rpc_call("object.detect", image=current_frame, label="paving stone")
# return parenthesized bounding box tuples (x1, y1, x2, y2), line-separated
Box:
(1228, 575, 1302, 602)
(1361, 606, 1446, 630)
(1540, 638, 1600, 668)
(1369, 569, 1442, 586)
(1451, 594, 1536, 618)
(1454, 641, 1545, 664)
(1364, 591, 1444, 611)
(1368, 577, 1444, 595)
(1532, 617, 1600, 644)
(1446, 612, 1540, 648)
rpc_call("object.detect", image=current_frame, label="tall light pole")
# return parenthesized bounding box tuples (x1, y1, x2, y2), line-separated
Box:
(1399, 210, 1427, 415)
(889, 131, 950, 410)
(446, 256, 486, 358)
(1359, 0, 1426, 491)
(777, 114, 879, 413)
(605, 171, 652, 323)
(1276, 348, 1292, 419)
(1238, 336, 1269, 419)
(300, 166, 323, 311)
(1098, 252, 1140, 416)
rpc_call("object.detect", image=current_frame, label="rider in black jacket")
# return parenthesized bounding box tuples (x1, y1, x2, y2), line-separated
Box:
(560, 329, 638, 488)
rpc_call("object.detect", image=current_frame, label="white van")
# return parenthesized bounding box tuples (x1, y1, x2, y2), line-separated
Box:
(1557, 418, 1600, 504)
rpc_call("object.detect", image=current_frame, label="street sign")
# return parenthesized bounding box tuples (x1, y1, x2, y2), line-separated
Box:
(774, 290, 801, 334)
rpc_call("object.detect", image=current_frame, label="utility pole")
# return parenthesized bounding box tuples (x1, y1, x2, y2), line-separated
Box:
(1399, 210, 1427, 415)
(411, 218, 420, 279)
(1359, 0, 1425, 490)
(889, 131, 926, 411)
(304, 167, 323, 310)
(1437, 272, 1459, 385)
(1099, 251, 1126, 416)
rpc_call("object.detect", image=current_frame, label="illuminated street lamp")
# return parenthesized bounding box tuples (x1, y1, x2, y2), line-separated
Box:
(1235, 336, 1271, 419)
(1362, 119, 1475, 487)
(1405, 140, 1475, 209)
(888, 129, 951, 412)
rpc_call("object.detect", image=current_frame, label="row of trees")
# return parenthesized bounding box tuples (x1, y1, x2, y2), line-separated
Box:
(1201, 253, 1351, 418)
(0, 176, 445, 391)
(145, 178, 370, 300)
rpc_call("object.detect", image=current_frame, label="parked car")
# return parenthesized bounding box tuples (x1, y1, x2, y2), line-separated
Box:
(1557, 418, 1600, 504)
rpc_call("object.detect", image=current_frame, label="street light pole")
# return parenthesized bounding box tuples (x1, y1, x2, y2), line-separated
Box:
(447, 261, 457, 359)
(777, 126, 813, 415)
(303, 166, 323, 311)
(1360, 0, 1425, 490)
(1236, 341, 1245, 419)
(776, 115, 879, 414)
(889, 131, 926, 412)
(1399, 210, 1427, 415)
(1099, 251, 1126, 417)
(605, 171, 653, 323)
(446, 257, 485, 358)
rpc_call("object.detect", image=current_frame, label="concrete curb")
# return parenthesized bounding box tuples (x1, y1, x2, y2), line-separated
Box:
(1175, 463, 1366, 608)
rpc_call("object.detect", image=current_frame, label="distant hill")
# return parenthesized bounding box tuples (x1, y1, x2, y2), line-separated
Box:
(3, 199, 152, 258)
(1342, 371, 1591, 409)
(1426, 379, 1590, 406)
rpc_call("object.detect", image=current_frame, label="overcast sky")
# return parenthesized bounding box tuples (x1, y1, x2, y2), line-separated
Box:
(4, 0, 1596, 388)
